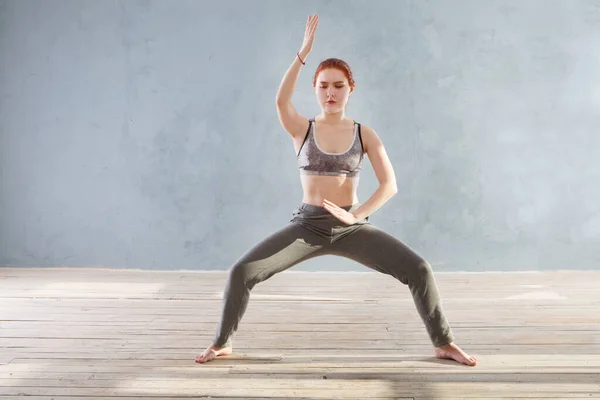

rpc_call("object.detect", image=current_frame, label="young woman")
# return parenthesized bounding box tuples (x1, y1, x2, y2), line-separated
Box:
(196, 14, 477, 366)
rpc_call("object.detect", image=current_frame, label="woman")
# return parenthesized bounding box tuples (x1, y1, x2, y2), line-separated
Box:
(196, 14, 477, 366)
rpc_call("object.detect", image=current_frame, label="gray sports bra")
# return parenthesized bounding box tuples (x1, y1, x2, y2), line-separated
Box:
(296, 118, 364, 177)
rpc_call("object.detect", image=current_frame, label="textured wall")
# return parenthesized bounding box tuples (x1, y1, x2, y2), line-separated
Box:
(1, 0, 600, 271)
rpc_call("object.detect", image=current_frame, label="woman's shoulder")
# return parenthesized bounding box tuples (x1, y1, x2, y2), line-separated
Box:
(352, 121, 381, 153)
(353, 120, 377, 137)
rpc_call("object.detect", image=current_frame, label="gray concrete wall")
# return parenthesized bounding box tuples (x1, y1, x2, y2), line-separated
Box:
(1, 0, 599, 271)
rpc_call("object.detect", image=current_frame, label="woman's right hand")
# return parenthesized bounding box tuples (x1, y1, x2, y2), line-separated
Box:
(299, 14, 319, 58)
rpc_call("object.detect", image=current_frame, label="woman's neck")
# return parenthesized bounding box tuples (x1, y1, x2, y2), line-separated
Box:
(317, 110, 349, 125)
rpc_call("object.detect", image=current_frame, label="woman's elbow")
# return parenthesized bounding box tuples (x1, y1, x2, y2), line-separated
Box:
(383, 181, 398, 195)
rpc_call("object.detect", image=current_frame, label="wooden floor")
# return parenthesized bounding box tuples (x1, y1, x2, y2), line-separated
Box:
(1, 267, 599, 399)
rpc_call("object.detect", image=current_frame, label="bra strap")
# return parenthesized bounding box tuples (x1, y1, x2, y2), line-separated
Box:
(356, 121, 364, 152)
(296, 117, 314, 157)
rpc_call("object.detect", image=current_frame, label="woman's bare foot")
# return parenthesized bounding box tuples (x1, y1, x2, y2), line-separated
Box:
(434, 342, 477, 366)
(194, 344, 232, 364)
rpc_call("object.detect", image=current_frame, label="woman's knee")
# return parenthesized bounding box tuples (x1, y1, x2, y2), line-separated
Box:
(392, 259, 432, 285)
(413, 259, 434, 281)
(228, 261, 257, 288)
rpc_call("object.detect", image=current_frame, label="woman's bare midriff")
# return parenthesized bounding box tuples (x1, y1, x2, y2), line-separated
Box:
(300, 174, 360, 206)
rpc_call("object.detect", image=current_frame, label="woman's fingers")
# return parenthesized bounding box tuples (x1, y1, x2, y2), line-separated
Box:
(309, 14, 318, 29)
(306, 15, 317, 34)
(322, 198, 338, 208)
(323, 202, 338, 211)
(323, 200, 344, 216)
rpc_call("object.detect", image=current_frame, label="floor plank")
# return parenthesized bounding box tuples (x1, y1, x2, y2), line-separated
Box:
(1, 267, 599, 399)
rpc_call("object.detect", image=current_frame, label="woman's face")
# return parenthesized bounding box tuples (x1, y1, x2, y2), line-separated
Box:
(315, 68, 353, 113)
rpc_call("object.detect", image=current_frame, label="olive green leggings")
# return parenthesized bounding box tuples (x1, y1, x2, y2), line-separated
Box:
(212, 202, 454, 348)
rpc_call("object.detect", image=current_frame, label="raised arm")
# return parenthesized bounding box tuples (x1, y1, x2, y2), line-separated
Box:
(275, 14, 319, 138)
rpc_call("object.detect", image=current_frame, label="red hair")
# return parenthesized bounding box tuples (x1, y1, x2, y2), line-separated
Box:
(312, 58, 356, 90)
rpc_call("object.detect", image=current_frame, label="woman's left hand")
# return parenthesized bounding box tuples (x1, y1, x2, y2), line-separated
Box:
(322, 199, 360, 225)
